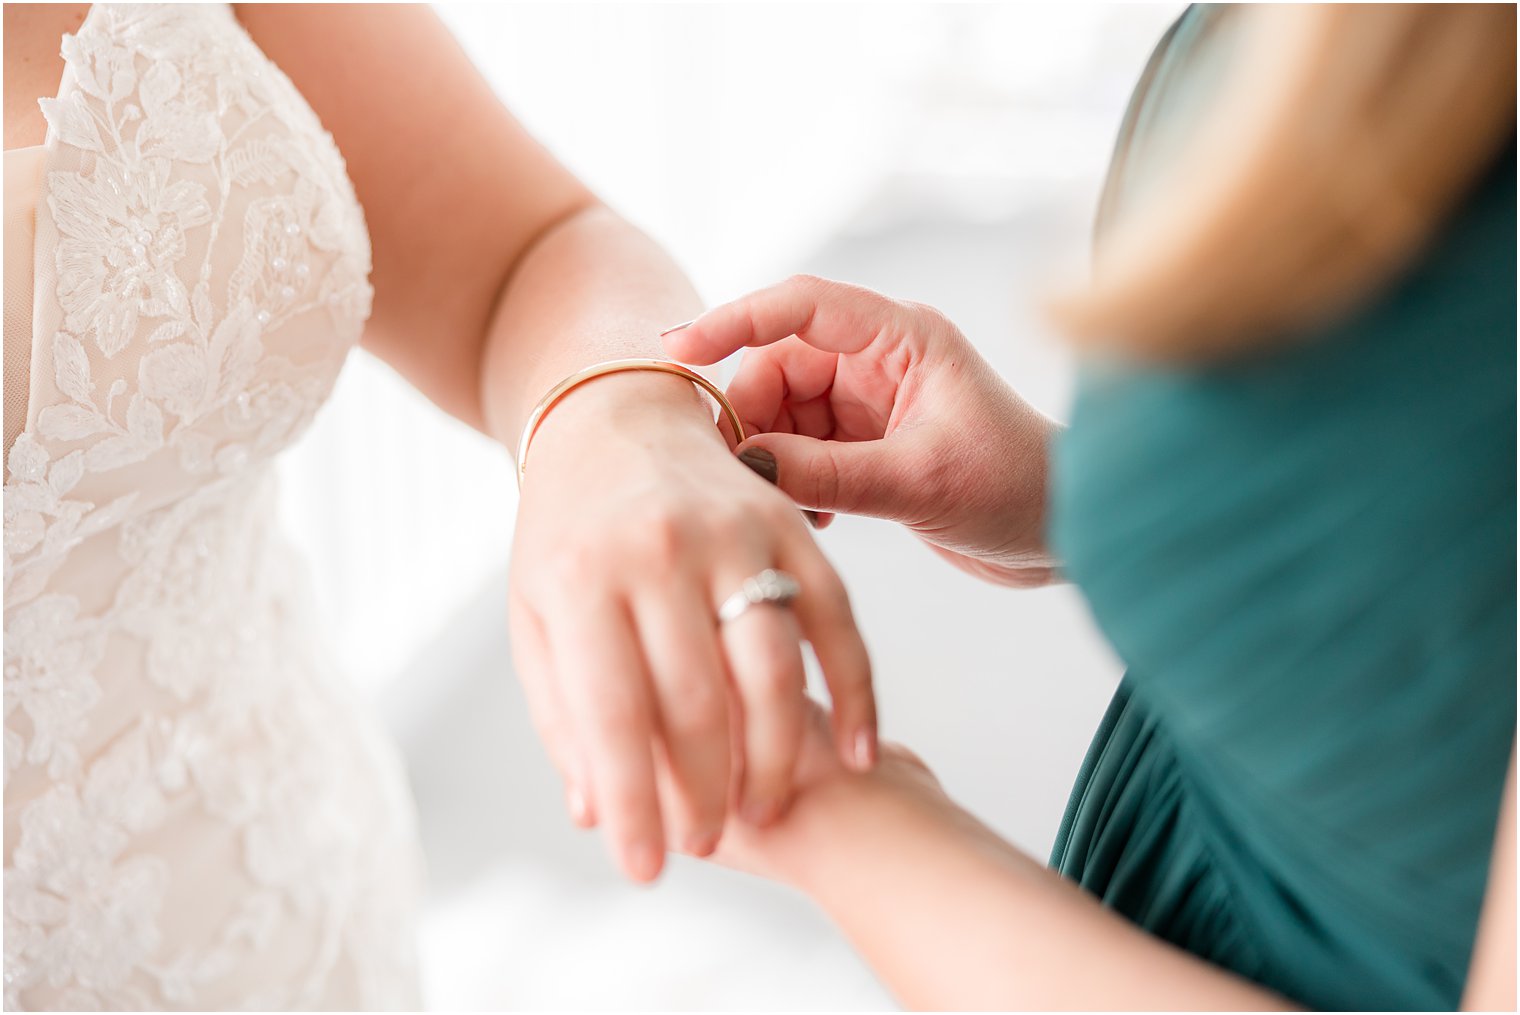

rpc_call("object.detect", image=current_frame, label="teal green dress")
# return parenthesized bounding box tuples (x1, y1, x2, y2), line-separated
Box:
(1047, 7, 1516, 1010)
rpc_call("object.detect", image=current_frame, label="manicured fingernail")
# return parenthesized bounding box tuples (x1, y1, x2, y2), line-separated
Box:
(852, 729, 877, 771)
(627, 842, 663, 882)
(737, 446, 779, 485)
(567, 785, 590, 826)
(742, 799, 779, 827)
(659, 319, 696, 337)
(686, 831, 719, 857)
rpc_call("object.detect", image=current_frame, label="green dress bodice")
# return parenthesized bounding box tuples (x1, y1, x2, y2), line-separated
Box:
(1048, 7, 1517, 1009)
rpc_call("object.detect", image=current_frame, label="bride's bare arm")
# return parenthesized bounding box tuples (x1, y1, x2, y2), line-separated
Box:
(236, 4, 682, 434)
(235, 4, 878, 881)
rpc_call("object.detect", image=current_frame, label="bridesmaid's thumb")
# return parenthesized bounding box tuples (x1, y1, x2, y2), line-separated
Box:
(736, 442, 830, 529)
(736, 432, 898, 522)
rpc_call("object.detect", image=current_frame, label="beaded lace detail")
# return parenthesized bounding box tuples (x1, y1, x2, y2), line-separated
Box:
(3, 6, 422, 1008)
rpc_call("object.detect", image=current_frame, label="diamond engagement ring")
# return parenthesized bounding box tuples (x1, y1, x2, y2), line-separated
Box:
(718, 568, 801, 624)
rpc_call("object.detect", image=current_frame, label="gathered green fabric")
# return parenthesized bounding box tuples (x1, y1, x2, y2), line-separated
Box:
(1047, 6, 1517, 1009)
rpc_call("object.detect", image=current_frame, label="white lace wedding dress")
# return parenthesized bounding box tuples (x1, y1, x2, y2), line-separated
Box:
(4, 5, 425, 1008)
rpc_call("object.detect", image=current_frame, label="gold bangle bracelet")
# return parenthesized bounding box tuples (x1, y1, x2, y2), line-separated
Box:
(516, 358, 748, 487)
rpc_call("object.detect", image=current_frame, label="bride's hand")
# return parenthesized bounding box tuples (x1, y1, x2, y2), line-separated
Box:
(507, 371, 875, 883)
(665, 275, 1061, 587)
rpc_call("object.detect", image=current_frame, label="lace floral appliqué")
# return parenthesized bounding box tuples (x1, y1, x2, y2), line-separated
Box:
(4, 5, 422, 1009)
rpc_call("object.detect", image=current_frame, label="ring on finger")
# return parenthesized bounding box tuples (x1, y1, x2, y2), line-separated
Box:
(717, 568, 801, 624)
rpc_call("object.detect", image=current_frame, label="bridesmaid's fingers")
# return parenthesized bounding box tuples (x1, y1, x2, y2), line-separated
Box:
(663, 274, 913, 365)
(724, 338, 843, 438)
(724, 345, 790, 439)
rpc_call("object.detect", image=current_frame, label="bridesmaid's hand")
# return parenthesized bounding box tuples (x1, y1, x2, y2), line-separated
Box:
(507, 372, 876, 883)
(665, 275, 1061, 588)
(661, 696, 950, 886)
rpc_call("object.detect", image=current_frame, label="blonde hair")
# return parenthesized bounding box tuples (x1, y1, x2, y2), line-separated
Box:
(1052, 4, 1517, 361)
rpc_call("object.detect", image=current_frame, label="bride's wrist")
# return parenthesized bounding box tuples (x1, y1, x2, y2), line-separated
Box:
(517, 369, 727, 471)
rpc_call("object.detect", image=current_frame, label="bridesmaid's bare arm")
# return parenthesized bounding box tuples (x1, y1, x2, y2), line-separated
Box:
(1463, 751, 1516, 1011)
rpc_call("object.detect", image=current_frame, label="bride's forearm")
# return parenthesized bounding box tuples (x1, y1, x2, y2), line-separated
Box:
(476, 201, 714, 453)
(781, 776, 1296, 1011)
